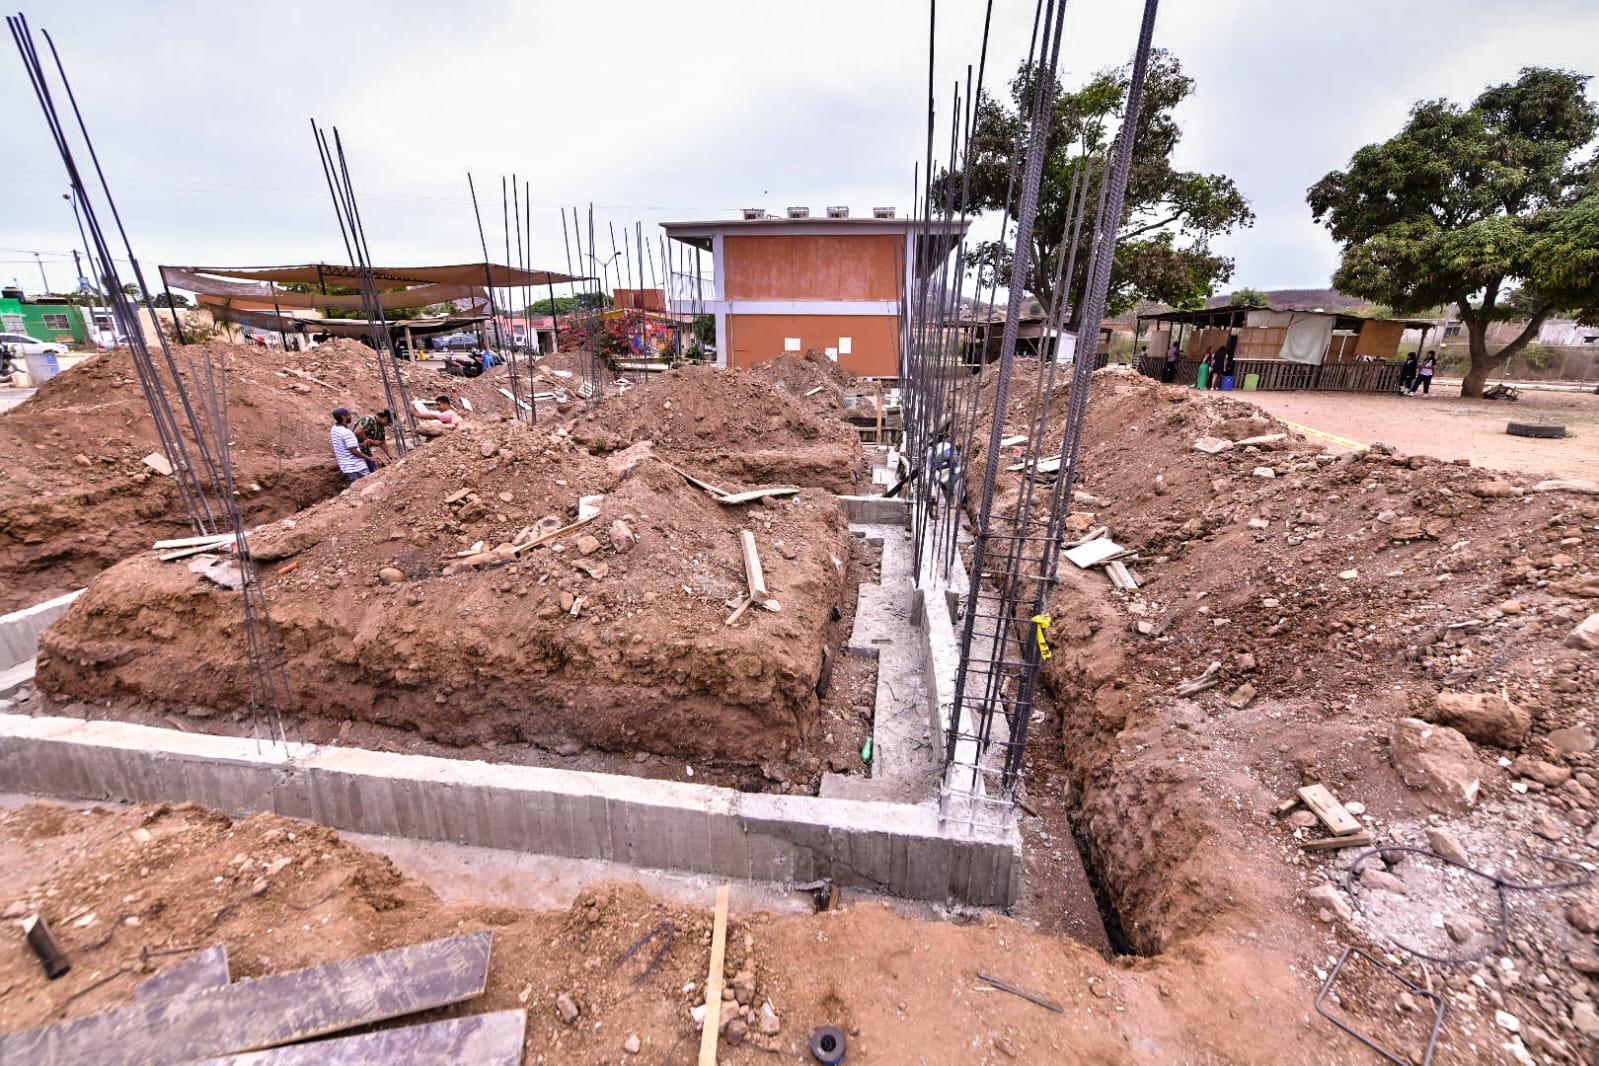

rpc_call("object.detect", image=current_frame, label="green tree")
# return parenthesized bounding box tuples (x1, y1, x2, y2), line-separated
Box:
(936, 50, 1253, 328)
(529, 292, 612, 315)
(1228, 287, 1268, 307)
(151, 291, 190, 308)
(1308, 68, 1599, 396)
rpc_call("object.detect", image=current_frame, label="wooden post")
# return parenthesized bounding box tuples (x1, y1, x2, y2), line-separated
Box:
(697, 885, 731, 1066)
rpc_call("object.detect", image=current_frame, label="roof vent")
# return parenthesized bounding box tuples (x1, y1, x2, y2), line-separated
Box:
(872, 206, 896, 219)
(786, 206, 810, 219)
(826, 206, 849, 219)
(741, 208, 767, 220)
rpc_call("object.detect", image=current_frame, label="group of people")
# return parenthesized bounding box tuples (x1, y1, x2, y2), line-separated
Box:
(1161, 338, 1238, 389)
(1397, 350, 1439, 395)
(329, 397, 460, 482)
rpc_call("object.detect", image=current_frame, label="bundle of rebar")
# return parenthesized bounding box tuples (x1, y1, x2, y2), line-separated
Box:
(894, 0, 1162, 830)
(11, 11, 300, 744)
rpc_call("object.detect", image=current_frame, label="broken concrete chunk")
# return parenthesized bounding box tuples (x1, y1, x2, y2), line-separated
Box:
(1192, 436, 1233, 455)
(142, 451, 174, 476)
(610, 519, 637, 553)
(575, 534, 602, 556)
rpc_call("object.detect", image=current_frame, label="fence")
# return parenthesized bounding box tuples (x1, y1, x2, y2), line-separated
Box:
(1135, 356, 1401, 393)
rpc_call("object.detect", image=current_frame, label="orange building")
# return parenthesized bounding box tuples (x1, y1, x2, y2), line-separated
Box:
(661, 210, 966, 380)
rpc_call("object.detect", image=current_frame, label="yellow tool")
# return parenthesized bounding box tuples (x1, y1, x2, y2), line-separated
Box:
(1031, 613, 1052, 661)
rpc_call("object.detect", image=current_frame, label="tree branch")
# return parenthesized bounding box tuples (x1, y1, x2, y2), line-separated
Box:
(1117, 212, 1183, 241)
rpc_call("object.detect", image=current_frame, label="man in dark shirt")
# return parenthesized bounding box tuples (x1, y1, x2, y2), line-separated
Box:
(353, 409, 395, 470)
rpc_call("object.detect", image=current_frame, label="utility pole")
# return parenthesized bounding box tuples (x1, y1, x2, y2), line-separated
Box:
(34, 252, 49, 293)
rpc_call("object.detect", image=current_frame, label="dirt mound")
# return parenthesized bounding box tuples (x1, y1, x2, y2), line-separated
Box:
(0, 339, 394, 614)
(1037, 370, 1599, 1054)
(745, 350, 854, 418)
(568, 366, 862, 492)
(38, 419, 852, 765)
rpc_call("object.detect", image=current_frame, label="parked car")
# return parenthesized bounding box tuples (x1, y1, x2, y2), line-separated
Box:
(0, 332, 67, 357)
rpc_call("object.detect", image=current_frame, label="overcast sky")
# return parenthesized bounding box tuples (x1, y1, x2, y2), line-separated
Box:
(4, 0, 1598, 299)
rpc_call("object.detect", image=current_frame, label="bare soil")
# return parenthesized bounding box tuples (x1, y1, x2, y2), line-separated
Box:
(744, 350, 855, 419)
(0, 339, 394, 615)
(569, 365, 864, 493)
(1244, 387, 1599, 482)
(36, 417, 854, 767)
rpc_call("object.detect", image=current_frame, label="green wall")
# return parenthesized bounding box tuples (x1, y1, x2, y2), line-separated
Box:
(0, 297, 89, 345)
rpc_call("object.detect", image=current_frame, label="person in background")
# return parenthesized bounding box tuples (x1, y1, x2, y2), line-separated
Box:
(1197, 345, 1215, 387)
(353, 409, 395, 471)
(1211, 336, 1236, 389)
(413, 395, 462, 438)
(329, 407, 369, 482)
(1412, 351, 1438, 395)
(1163, 341, 1180, 382)
(1397, 351, 1418, 393)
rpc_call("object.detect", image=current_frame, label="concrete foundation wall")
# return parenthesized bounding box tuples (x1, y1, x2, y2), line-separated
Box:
(0, 714, 1019, 906)
(0, 590, 82, 671)
(839, 495, 909, 527)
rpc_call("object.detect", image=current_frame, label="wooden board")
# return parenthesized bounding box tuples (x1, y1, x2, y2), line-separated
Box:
(1302, 831, 1374, 852)
(715, 486, 799, 505)
(0, 932, 492, 1066)
(1063, 538, 1124, 569)
(697, 885, 731, 1066)
(194, 1010, 526, 1065)
(134, 945, 230, 1004)
(1296, 784, 1362, 836)
(152, 533, 236, 550)
(509, 514, 597, 557)
(739, 530, 770, 604)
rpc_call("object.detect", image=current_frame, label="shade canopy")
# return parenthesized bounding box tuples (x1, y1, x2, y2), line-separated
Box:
(175, 262, 586, 288)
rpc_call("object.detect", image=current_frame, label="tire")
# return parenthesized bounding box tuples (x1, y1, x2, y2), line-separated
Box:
(1506, 422, 1566, 439)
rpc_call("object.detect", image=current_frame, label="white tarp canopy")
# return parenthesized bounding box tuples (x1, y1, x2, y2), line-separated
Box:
(1279, 313, 1334, 365)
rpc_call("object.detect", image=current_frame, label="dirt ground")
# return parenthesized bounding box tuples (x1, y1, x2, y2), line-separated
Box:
(0, 339, 394, 615)
(1244, 387, 1599, 482)
(0, 800, 1395, 1064)
(36, 417, 855, 769)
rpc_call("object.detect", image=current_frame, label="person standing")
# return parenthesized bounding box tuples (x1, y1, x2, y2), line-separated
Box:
(330, 407, 369, 482)
(1413, 351, 1437, 395)
(1163, 341, 1180, 383)
(1397, 351, 1418, 393)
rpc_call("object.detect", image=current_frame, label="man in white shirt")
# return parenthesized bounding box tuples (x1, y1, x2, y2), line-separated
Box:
(330, 407, 370, 482)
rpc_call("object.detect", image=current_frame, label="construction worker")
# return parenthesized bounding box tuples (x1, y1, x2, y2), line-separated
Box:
(353, 409, 395, 469)
(329, 407, 369, 482)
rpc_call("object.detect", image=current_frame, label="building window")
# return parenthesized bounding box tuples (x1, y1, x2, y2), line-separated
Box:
(43, 314, 70, 331)
(1442, 322, 1462, 338)
(1, 315, 22, 333)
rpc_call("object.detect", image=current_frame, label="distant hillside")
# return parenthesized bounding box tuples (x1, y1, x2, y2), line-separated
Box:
(1201, 288, 1375, 312)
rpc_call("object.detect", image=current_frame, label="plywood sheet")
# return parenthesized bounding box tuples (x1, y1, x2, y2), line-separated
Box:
(194, 1010, 526, 1066)
(0, 932, 492, 1066)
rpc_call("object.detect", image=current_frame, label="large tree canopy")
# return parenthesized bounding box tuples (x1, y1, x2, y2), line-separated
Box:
(1308, 67, 1599, 396)
(934, 50, 1253, 328)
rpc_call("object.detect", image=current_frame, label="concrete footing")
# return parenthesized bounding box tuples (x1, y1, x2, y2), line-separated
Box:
(0, 713, 1020, 906)
(0, 590, 81, 672)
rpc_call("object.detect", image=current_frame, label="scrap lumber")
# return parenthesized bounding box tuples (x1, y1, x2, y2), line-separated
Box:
(0, 931, 493, 1066)
(1006, 454, 1064, 475)
(1296, 784, 1362, 836)
(1064, 537, 1124, 569)
(508, 514, 597, 557)
(135, 945, 229, 1004)
(1173, 662, 1221, 697)
(999, 434, 1028, 448)
(281, 367, 334, 390)
(495, 387, 532, 412)
(658, 459, 731, 500)
(153, 533, 239, 551)
(715, 485, 800, 505)
(159, 542, 237, 563)
(803, 384, 826, 397)
(192, 1010, 527, 1066)
(739, 530, 773, 607)
(725, 595, 753, 626)
(1302, 832, 1375, 852)
(697, 885, 731, 1066)
(1105, 560, 1139, 590)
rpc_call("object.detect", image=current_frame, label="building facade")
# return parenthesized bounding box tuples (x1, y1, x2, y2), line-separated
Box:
(0, 288, 89, 346)
(661, 212, 965, 379)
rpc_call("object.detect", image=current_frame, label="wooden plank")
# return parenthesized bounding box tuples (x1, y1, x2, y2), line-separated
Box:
(1302, 831, 1375, 852)
(1105, 560, 1139, 590)
(715, 486, 799, 505)
(739, 530, 770, 604)
(152, 533, 237, 550)
(495, 387, 532, 412)
(135, 945, 229, 1004)
(508, 514, 597, 557)
(697, 885, 731, 1066)
(1296, 784, 1362, 836)
(194, 1010, 526, 1066)
(0, 932, 493, 1066)
(159, 541, 236, 563)
(1064, 538, 1124, 569)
